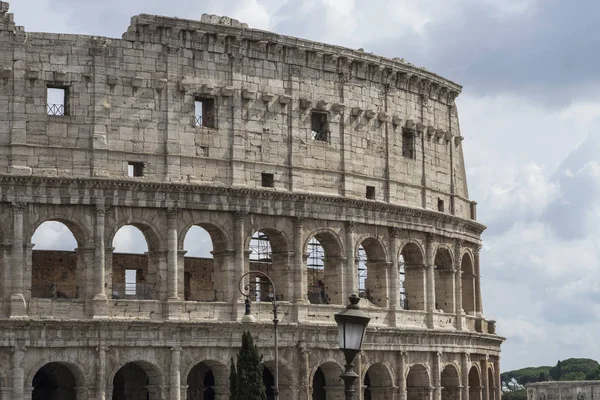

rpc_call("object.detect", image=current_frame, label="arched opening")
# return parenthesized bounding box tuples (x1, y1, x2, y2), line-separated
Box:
(306, 231, 344, 305)
(406, 364, 430, 400)
(183, 226, 215, 301)
(441, 365, 460, 400)
(31, 221, 82, 300)
(469, 366, 482, 400)
(488, 367, 495, 400)
(400, 243, 426, 311)
(312, 362, 343, 399)
(32, 362, 77, 400)
(357, 237, 388, 307)
(111, 226, 154, 300)
(398, 254, 407, 309)
(363, 363, 394, 400)
(263, 365, 275, 400)
(112, 362, 161, 400)
(187, 362, 216, 400)
(434, 247, 454, 313)
(461, 253, 476, 314)
(263, 361, 293, 400)
(249, 230, 290, 301)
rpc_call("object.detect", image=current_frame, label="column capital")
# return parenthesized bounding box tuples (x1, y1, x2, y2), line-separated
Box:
(234, 210, 248, 222)
(95, 203, 109, 215)
(474, 245, 482, 255)
(389, 227, 401, 238)
(426, 232, 436, 242)
(294, 217, 305, 229)
(170, 346, 182, 352)
(345, 220, 356, 233)
(96, 345, 109, 353)
(11, 201, 27, 214)
(167, 206, 181, 218)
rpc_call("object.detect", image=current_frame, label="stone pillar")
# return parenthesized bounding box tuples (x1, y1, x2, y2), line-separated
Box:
(344, 221, 356, 299)
(10, 202, 27, 318)
(425, 234, 436, 328)
(398, 351, 407, 400)
(433, 352, 442, 400)
(454, 239, 464, 330)
(179, 385, 188, 400)
(214, 385, 229, 400)
(167, 208, 179, 300)
(474, 246, 483, 316)
(11, 345, 25, 400)
(461, 353, 469, 400)
(22, 243, 33, 302)
(93, 203, 109, 318)
(233, 211, 247, 319)
(96, 345, 107, 400)
(212, 249, 235, 302)
(388, 228, 401, 312)
(293, 218, 308, 305)
(271, 251, 295, 302)
(322, 256, 346, 305)
(494, 358, 501, 400)
(298, 345, 311, 400)
(170, 347, 181, 400)
(481, 356, 489, 400)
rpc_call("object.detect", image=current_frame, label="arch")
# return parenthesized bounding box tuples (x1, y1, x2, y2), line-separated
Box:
(182, 225, 220, 302)
(406, 364, 430, 400)
(441, 364, 461, 400)
(357, 235, 389, 307)
(461, 252, 476, 314)
(434, 246, 455, 313)
(248, 228, 291, 301)
(186, 360, 228, 400)
(31, 361, 84, 400)
(468, 366, 482, 400)
(310, 361, 343, 400)
(305, 228, 345, 305)
(107, 220, 164, 253)
(180, 221, 230, 253)
(363, 362, 395, 400)
(263, 359, 295, 400)
(488, 366, 496, 400)
(111, 360, 164, 400)
(30, 217, 89, 248)
(399, 241, 426, 310)
(30, 220, 85, 300)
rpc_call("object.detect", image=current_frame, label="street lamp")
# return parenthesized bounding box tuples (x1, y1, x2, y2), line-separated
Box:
(335, 294, 371, 400)
(238, 271, 279, 400)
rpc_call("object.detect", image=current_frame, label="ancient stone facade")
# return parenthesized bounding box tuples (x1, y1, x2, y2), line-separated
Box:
(0, 2, 502, 399)
(527, 382, 600, 400)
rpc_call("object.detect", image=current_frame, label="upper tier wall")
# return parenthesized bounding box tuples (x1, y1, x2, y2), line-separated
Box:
(0, 2, 474, 220)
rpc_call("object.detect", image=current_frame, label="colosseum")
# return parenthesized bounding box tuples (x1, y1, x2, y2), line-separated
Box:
(0, 2, 503, 399)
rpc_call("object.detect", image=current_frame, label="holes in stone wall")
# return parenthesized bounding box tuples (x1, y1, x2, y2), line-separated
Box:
(47, 86, 69, 116)
(311, 110, 330, 141)
(127, 162, 144, 177)
(261, 173, 274, 188)
(195, 97, 215, 128)
(402, 129, 415, 159)
(366, 186, 376, 200)
(438, 198, 444, 212)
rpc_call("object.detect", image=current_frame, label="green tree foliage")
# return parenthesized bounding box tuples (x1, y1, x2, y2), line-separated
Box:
(503, 389, 528, 400)
(229, 357, 238, 400)
(235, 331, 267, 400)
(503, 358, 600, 391)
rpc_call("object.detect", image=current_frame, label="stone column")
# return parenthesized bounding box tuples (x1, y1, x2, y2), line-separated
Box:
(388, 228, 401, 313)
(461, 353, 469, 400)
(93, 204, 109, 318)
(481, 356, 489, 400)
(233, 211, 247, 319)
(454, 239, 464, 330)
(167, 208, 179, 300)
(398, 351, 407, 400)
(11, 344, 25, 400)
(494, 358, 501, 400)
(170, 347, 181, 400)
(212, 249, 235, 302)
(293, 218, 308, 306)
(344, 221, 356, 299)
(214, 385, 229, 400)
(179, 385, 188, 400)
(10, 202, 27, 318)
(433, 352, 442, 400)
(474, 246, 483, 316)
(96, 345, 107, 400)
(425, 233, 436, 328)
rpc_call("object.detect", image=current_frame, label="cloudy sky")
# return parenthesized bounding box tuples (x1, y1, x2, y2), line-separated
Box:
(16, 0, 600, 371)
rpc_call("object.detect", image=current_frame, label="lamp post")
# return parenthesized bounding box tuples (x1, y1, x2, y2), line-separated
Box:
(238, 271, 279, 400)
(335, 294, 371, 400)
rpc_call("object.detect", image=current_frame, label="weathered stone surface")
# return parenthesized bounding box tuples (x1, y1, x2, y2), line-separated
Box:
(0, 2, 501, 399)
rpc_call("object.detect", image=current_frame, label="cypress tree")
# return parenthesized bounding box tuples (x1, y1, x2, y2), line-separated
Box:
(236, 331, 267, 400)
(229, 357, 238, 400)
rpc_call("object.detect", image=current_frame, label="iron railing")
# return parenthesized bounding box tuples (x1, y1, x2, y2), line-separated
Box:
(47, 104, 65, 116)
(111, 283, 154, 300)
(194, 115, 203, 126)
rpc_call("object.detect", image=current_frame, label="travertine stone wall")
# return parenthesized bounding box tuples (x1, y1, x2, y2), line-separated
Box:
(0, 2, 501, 400)
(527, 382, 600, 400)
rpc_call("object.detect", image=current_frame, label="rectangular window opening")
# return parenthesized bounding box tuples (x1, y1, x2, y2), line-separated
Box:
(311, 111, 330, 142)
(195, 97, 215, 128)
(402, 130, 415, 159)
(438, 198, 445, 212)
(127, 162, 144, 177)
(47, 86, 69, 116)
(125, 269, 137, 296)
(261, 173, 274, 188)
(366, 185, 376, 200)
